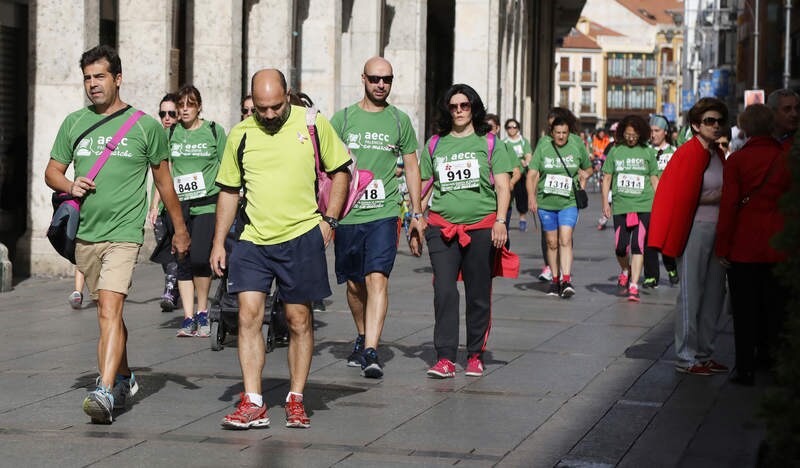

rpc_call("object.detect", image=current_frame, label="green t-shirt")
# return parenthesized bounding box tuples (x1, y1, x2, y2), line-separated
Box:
(676, 126, 693, 147)
(603, 144, 659, 215)
(530, 135, 591, 211)
(652, 143, 677, 176)
(50, 106, 168, 244)
(330, 103, 418, 224)
(420, 133, 516, 224)
(216, 105, 351, 245)
(502, 136, 533, 173)
(169, 120, 226, 215)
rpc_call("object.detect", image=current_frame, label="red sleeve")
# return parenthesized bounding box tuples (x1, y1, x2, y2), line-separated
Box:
(715, 154, 741, 258)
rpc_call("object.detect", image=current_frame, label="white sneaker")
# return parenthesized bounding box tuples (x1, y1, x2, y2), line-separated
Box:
(68, 291, 83, 309)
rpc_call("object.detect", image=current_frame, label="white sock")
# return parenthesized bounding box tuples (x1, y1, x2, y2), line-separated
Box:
(246, 392, 263, 407)
(286, 391, 303, 403)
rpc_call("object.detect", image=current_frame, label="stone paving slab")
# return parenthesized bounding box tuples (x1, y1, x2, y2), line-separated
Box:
(0, 195, 770, 467)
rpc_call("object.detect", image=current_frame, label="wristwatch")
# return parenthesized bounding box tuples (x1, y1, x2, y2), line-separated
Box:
(321, 215, 339, 229)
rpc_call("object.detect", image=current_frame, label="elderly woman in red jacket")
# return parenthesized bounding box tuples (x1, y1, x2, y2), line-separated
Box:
(649, 97, 729, 377)
(715, 104, 790, 385)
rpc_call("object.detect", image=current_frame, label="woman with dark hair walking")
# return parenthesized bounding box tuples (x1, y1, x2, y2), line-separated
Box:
(601, 115, 659, 302)
(420, 84, 516, 378)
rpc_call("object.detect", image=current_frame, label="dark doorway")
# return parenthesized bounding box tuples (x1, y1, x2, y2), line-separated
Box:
(425, 0, 455, 139)
(0, 2, 29, 275)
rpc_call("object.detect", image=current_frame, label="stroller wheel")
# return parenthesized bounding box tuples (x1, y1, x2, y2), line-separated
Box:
(210, 320, 224, 351)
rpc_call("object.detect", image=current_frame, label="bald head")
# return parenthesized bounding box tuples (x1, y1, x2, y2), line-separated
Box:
(250, 69, 290, 133)
(363, 57, 393, 76)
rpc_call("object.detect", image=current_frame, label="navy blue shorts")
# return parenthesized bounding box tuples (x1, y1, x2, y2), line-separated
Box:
(334, 216, 399, 284)
(227, 226, 331, 303)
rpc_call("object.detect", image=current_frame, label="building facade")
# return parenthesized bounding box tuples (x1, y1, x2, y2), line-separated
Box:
(0, 0, 585, 277)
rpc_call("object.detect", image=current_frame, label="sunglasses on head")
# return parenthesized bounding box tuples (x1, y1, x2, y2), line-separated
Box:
(365, 74, 393, 84)
(448, 102, 471, 112)
(241, 107, 255, 115)
(158, 110, 177, 118)
(701, 117, 725, 127)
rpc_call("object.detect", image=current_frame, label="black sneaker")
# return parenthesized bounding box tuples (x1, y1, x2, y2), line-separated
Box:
(361, 348, 383, 378)
(560, 281, 575, 298)
(546, 282, 560, 296)
(667, 270, 679, 286)
(347, 336, 365, 368)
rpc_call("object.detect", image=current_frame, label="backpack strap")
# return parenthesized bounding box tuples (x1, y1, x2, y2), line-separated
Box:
(421, 135, 441, 199)
(486, 133, 495, 186)
(390, 106, 402, 155)
(306, 106, 322, 173)
(210, 121, 217, 140)
(341, 106, 348, 137)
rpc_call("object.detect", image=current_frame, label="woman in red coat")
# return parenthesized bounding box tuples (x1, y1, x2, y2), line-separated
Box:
(715, 104, 790, 385)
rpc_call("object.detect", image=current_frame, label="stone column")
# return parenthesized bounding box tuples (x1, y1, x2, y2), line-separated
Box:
(25, 1, 93, 276)
(452, 0, 491, 100)
(295, 0, 341, 115)
(190, 0, 242, 129)
(118, 0, 172, 117)
(245, 0, 293, 97)
(339, 0, 382, 108)
(383, 0, 427, 146)
(485, 0, 500, 114)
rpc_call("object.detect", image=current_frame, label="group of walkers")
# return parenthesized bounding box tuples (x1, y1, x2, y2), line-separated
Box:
(47, 44, 797, 430)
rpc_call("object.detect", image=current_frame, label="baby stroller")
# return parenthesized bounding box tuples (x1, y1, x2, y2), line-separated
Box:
(208, 217, 288, 353)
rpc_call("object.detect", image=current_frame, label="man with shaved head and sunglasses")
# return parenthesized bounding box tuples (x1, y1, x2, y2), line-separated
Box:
(330, 57, 425, 379)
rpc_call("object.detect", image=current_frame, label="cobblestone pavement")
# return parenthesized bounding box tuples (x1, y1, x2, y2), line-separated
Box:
(0, 194, 767, 467)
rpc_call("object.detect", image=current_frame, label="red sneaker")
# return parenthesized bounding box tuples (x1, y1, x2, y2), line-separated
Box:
(702, 359, 729, 373)
(465, 355, 484, 377)
(427, 358, 456, 378)
(221, 393, 270, 429)
(285, 394, 311, 428)
(675, 364, 712, 376)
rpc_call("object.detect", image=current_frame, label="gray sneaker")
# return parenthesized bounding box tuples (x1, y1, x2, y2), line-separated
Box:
(177, 317, 196, 337)
(95, 373, 139, 409)
(196, 311, 210, 338)
(83, 386, 114, 424)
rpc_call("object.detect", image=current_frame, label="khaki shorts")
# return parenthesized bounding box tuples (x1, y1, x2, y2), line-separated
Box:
(75, 241, 141, 300)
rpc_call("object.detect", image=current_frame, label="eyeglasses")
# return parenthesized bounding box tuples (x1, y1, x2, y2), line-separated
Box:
(718, 141, 729, 148)
(701, 117, 725, 127)
(448, 102, 471, 112)
(365, 74, 394, 84)
(241, 107, 255, 115)
(505, 125, 518, 130)
(158, 110, 177, 118)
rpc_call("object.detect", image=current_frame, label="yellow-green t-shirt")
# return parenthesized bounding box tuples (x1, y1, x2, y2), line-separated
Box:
(215, 105, 351, 245)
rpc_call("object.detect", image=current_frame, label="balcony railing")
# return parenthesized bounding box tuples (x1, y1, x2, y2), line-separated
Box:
(580, 71, 597, 83)
(580, 102, 597, 114)
(558, 71, 575, 82)
(660, 62, 678, 76)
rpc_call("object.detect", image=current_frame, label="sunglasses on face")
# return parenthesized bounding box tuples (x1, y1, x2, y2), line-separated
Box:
(719, 141, 729, 148)
(158, 110, 177, 118)
(506, 125, 518, 130)
(241, 107, 255, 115)
(365, 74, 393, 84)
(701, 117, 725, 127)
(448, 102, 471, 112)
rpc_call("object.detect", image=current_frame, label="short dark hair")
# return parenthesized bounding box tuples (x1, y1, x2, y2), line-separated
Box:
(616, 115, 651, 147)
(485, 113, 499, 125)
(436, 83, 490, 136)
(549, 117, 570, 132)
(737, 103, 774, 137)
(688, 97, 728, 127)
(240, 94, 252, 107)
(289, 91, 314, 107)
(548, 107, 579, 134)
(177, 84, 202, 107)
(80, 45, 122, 76)
(160, 93, 178, 106)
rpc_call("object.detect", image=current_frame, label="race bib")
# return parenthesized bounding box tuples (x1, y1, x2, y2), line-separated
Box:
(173, 171, 206, 201)
(617, 173, 645, 195)
(543, 174, 572, 197)
(438, 159, 480, 192)
(355, 179, 386, 209)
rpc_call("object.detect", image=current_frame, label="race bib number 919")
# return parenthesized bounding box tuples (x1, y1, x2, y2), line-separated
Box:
(438, 159, 480, 192)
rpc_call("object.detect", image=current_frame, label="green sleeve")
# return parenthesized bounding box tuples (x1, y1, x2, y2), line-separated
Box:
(523, 137, 533, 155)
(316, 113, 352, 172)
(647, 147, 659, 176)
(143, 116, 169, 166)
(329, 108, 345, 139)
(419, 138, 433, 180)
(398, 111, 418, 155)
(603, 148, 616, 174)
(580, 147, 592, 170)
(215, 122, 227, 162)
(50, 115, 75, 164)
(491, 139, 516, 174)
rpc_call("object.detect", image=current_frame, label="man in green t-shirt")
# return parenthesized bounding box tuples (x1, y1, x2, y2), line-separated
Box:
(329, 57, 426, 379)
(44, 45, 189, 424)
(211, 69, 351, 430)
